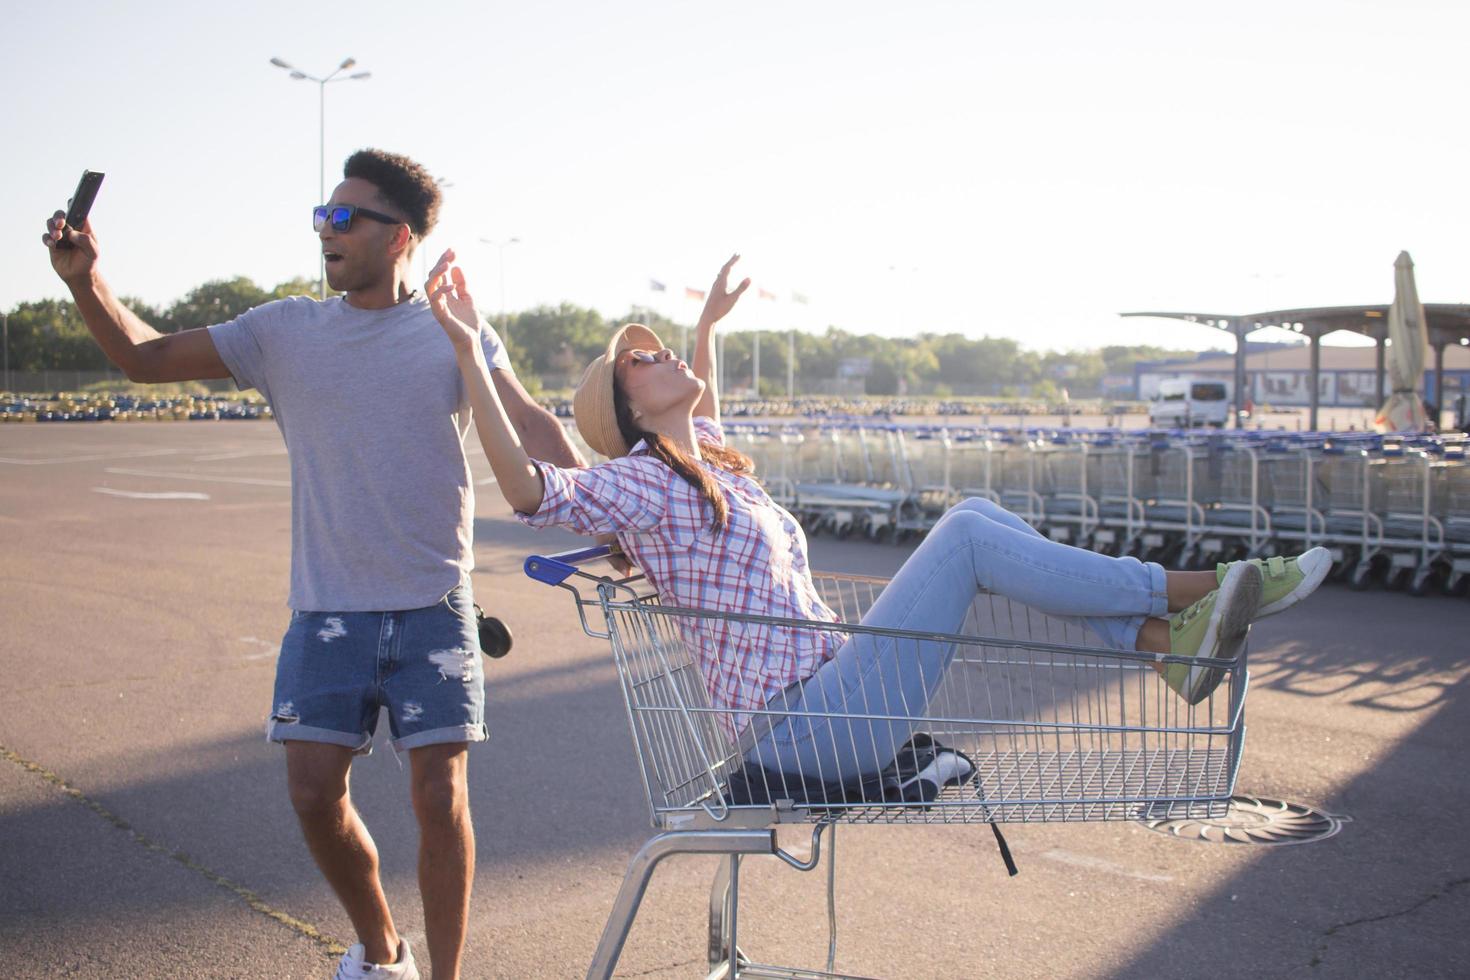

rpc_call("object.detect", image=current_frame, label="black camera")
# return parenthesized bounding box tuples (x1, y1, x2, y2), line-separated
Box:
(474, 605, 513, 659)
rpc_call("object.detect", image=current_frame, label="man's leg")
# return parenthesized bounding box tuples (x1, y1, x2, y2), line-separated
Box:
(410, 741, 473, 980)
(284, 741, 401, 964)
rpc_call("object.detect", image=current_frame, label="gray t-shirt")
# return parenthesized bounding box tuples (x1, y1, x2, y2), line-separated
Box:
(208, 294, 511, 612)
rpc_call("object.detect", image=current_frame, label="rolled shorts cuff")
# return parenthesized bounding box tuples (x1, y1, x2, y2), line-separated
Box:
(1145, 561, 1169, 617)
(392, 722, 489, 752)
(265, 718, 374, 755)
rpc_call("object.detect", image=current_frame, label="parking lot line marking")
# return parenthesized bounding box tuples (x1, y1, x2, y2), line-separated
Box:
(239, 636, 280, 661)
(104, 467, 291, 488)
(0, 448, 178, 466)
(193, 448, 289, 462)
(1040, 848, 1174, 882)
(0, 743, 345, 956)
(93, 487, 212, 500)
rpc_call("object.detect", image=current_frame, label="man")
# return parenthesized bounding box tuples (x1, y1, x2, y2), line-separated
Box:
(41, 148, 580, 980)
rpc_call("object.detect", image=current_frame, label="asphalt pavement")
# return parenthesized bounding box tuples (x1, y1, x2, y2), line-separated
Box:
(1, 422, 1466, 979)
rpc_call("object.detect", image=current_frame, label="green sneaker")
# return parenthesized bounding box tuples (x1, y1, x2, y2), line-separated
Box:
(1217, 547, 1331, 619)
(1164, 562, 1262, 705)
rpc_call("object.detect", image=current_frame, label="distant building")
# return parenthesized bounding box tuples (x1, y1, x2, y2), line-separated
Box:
(1134, 343, 1470, 408)
(1047, 362, 1080, 380)
(1100, 373, 1136, 398)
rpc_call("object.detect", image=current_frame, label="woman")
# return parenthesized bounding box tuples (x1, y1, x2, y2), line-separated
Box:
(425, 250, 1329, 783)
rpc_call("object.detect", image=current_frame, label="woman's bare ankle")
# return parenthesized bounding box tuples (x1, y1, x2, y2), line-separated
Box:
(1164, 570, 1217, 612)
(1135, 617, 1170, 654)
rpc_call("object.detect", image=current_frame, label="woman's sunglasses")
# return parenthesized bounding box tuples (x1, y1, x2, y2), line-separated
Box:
(312, 204, 405, 234)
(623, 350, 660, 366)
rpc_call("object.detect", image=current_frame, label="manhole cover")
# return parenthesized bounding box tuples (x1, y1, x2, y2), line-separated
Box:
(1139, 795, 1346, 845)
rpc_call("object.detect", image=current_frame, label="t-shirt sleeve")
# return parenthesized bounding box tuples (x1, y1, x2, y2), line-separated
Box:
(206, 298, 295, 397)
(478, 322, 513, 373)
(693, 415, 726, 447)
(517, 455, 668, 534)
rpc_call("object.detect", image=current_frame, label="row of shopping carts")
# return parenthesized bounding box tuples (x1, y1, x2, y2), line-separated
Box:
(718, 422, 1470, 597)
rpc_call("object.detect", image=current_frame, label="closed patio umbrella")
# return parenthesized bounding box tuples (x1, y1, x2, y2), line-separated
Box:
(1373, 251, 1429, 432)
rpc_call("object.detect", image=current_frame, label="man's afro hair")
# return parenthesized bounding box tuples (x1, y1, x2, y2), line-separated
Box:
(343, 148, 441, 238)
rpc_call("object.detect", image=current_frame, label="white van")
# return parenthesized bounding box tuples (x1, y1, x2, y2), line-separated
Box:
(1149, 378, 1232, 428)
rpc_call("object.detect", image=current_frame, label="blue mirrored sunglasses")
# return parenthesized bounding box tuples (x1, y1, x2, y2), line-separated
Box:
(312, 204, 405, 233)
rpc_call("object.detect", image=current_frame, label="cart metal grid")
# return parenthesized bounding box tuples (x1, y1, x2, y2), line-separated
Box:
(525, 546, 1250, 979)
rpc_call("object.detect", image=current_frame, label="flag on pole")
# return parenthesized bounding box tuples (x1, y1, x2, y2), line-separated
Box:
(758, 288, 777, 301)
(685, 287, 706, 302)
(790, 290, 809, 305)
(649, 278, 667, 292)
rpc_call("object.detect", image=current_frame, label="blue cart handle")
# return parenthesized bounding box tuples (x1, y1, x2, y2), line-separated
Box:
(524, 545, 616, 586)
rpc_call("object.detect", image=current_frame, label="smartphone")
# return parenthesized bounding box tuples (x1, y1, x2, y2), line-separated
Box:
(65, 170, 105, 230)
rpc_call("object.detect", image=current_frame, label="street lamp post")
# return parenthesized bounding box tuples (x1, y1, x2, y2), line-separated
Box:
(269, 55, 372, 300)
(787, 328, 795, 400)
(479, 237, 521, 349)
(2, 313, 9, 393)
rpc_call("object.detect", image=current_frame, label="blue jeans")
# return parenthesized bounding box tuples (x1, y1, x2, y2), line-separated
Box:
(746, 498, 1168, 781)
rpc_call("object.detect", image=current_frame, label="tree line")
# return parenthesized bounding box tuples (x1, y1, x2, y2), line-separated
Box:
(4, 276, 1204, 398)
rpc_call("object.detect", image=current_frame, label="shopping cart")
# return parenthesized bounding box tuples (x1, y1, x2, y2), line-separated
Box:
(525, 545, 1251, 980)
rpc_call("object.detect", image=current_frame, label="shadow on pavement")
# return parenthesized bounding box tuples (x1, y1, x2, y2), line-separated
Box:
(0, 650, 654, 945)
(1102, 587, 1470, 979)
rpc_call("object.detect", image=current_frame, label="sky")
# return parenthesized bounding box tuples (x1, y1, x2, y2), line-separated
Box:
(4, 0, 1469, 353)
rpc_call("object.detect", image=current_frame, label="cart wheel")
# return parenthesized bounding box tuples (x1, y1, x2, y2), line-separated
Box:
(1385, 565, 1411, 592)
(835, 520, 854, 539)
(1408, 568, 1439, 598)
(1349, 562, 1376, 591)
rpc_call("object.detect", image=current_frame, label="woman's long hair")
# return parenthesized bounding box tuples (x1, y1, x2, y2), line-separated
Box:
(613, 383, 755, 533)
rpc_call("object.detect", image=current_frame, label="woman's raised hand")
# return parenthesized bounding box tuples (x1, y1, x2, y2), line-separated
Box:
(698, 253, 751, 328)
(425, 249, 483, 351)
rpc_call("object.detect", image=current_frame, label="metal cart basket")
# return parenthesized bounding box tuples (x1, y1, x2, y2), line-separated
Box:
(525, 545, 1250, 980)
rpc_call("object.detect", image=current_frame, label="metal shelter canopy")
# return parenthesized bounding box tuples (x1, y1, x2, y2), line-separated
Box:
(1120, 305, 1470, 430)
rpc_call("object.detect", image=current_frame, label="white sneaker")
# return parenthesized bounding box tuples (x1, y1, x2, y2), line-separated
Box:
(333, 938, 419, 980)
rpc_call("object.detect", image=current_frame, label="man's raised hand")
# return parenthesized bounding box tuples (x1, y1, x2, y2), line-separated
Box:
(42, 210, 99, 284)
(425, 248, 483, 351)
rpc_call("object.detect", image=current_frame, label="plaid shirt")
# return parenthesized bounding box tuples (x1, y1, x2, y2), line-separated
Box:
(519, 416, 840, 736)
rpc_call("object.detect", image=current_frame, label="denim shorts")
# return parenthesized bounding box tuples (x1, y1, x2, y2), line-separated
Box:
(267, 585, 489, 754)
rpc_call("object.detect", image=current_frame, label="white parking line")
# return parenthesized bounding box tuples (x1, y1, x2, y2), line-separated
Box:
(0, 448, 178, 466)
(239, 636, 280, 661)
(103, 467, 291, 488)
(193, 448, 289, 462)
(93, 487, 211, 501)
(1039, 849, 1174, 883)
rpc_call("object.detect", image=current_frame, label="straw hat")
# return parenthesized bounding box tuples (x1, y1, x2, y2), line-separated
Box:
(573, 322, 664, 459)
